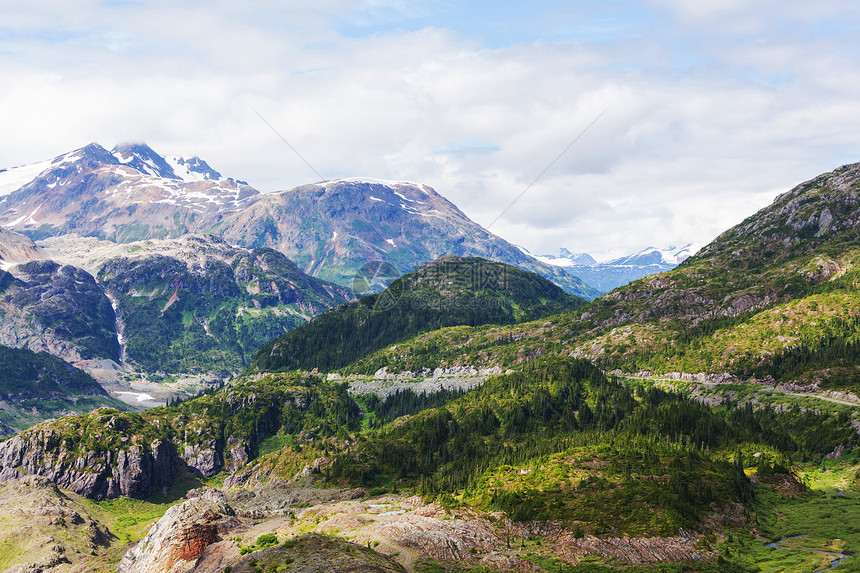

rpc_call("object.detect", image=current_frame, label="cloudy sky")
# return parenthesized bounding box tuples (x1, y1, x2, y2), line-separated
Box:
(3, 1, 860, 260)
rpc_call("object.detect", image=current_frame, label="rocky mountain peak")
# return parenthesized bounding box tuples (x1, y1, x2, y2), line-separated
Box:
(172, 155, 222, 181)
(219, 178, 599, 298)
(111, 143, 224, 182)
(693, 162, 860, 263)
(111, 142, 178, 179)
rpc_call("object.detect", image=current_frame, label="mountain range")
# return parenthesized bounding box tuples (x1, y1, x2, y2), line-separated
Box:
(327, 161, 860, 395)
(0, 143, 600, 299)
(530, 244, 702, 292)
(0, 141, 602, 432)
(0, 144, 859, 572)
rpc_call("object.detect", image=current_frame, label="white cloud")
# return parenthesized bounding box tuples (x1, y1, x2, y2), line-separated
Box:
(2, 1, 860, 261)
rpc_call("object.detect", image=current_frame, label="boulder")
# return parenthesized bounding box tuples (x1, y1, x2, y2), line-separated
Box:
(119, 489, 238, 573)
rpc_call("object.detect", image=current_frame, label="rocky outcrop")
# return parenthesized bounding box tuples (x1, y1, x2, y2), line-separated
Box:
(222, 533, 407, 573)
(775, 382, 860, 404)
(367, 509, 499, 561)
(825, 444, 848, 460)
(554, 532, 712, 564)
(343, 367, 497, 398)
(0, 431, 175, 500)
(119, 488, 239, 573)
(180, 440, 221, 478)
(225, 435, 250, 473)
(0, 227, 42, 266)
(608, 370, 742, 384)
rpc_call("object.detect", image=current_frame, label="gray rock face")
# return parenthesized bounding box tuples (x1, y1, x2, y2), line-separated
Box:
(181, 440, 221, 478)
(225, 436, 250, 474)
(0, 260, 120, 363)
(0, 431, 175, 501)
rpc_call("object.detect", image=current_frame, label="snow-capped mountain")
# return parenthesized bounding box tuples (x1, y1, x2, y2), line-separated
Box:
(534, 247, 597, 268)
(0, 148, 94, 197)
(112, 143, 223, 182)
(0, 146, 600, 299)
(607, 244, 700, 267)
(534, 244, 702, 292)
(0, 142, 260, 241)
(213, 177, 600, 298)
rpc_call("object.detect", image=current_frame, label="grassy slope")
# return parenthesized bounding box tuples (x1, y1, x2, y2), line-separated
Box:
(340, 272, 860, 389)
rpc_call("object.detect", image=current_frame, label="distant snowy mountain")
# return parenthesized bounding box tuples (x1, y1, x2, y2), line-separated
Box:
(535, 247, 597, 267)
(604, 244, 701, 267)
(533, 244, 702, 292)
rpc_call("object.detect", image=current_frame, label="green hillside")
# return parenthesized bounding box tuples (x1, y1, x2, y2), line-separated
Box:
(316, 162, 860, 393)
(1, 353, 858, 571)
(0, 345, 125, 436)
(98, 245, 351, 376)
(252, 256, 584, 373)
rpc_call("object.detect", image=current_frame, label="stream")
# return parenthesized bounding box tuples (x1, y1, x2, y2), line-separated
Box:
(766, 535, 849, 571)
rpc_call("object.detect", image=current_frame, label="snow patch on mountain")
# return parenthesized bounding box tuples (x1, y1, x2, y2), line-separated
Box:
(0, 161, 52, 196)
(531, 243, 702, 293)
(0, 148, 99, 196)
(330, 177, 423, 187)
(165, 155, 222, 182)
(535, 254, 576, 268)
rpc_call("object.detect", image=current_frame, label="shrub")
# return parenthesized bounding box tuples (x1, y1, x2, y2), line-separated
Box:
(256, 533, 278, 548)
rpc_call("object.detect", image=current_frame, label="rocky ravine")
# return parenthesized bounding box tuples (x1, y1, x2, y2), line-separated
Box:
(0, 232, 352, 389)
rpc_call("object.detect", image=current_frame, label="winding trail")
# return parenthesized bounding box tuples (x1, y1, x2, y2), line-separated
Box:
(780, 391, 860, 407)
(624, 374, 860, 409)
(362, 529, 419, 572)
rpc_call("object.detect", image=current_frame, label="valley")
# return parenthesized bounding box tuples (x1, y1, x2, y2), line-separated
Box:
(1, 369, 854, 572)
(0, 150, 859, 572)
